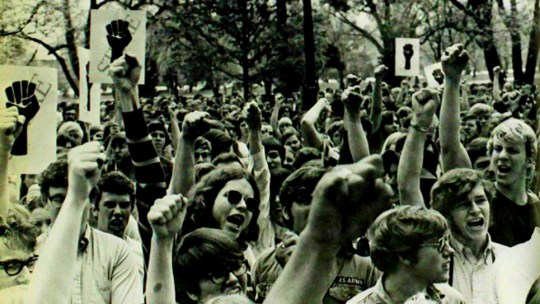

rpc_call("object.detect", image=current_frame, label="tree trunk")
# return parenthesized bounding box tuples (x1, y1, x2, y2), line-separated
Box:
(302, 0, 319, 110)
(62, 0, 80, 86)
(525, 0, 540, 84)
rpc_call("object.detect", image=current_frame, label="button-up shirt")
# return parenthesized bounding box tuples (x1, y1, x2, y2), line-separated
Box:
(37, 226, 144, 304)
(346, 276, 466, 304)
(450, 235, 507, 304)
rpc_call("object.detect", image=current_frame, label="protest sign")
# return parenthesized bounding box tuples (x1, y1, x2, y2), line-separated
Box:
(78, 47, 102, 125)
(395, 38, 420, 77)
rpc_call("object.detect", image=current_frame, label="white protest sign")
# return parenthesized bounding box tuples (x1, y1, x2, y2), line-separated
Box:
(0, 66, 57, 174)
(395, 38, 420, 77)
(90, 9, 146, 84)
(78, 47, 102, 125)
(424, 62, 444, 88)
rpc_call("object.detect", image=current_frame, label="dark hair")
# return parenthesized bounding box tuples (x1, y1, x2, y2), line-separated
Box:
(368, 206, 449, 273)
(430, 168, 495, 220)
(212, 152, 242, 167)
(173, 228, 244, 304)
(40, 157, 68, 200)
(292, 147, 322, 170)
(262, 137, 285, 161)
(185, 167, 260, 244)
(204, 129, 233, 159)
(90, 171, 135, 210)
(281, 128, 300, 146)
(279, 166, 326, 228)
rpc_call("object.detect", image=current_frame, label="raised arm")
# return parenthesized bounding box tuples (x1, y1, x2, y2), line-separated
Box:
(27, 142, 105, 304)
(300, 98, 328, 149)
(0, 106, 22, 215)
(146, 194, 187, 304)
(492, 66, 502, 104)
(461, 81, 471, 111)
(168, 111, 210, 196)
(370, 65, 388, 133)
(398, 89, 440, 207)
(342, 88, 370, 162)
(264, 155, 393, 304)
(109, 54, 167, 261)
(245, 101, 274, 250)
(270, 95, 283, 139)
(439, 44, 472, 172)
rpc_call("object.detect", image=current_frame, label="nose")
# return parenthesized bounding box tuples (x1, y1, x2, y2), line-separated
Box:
(113, 204, 123, 215)
(499, 148, 509, 160)
(470, 201, 481, 214)
(443, 242, 455, 256)
(15, 268, 31, 284)
(226, 271, 240, 285)
(235, 198, 247, 210)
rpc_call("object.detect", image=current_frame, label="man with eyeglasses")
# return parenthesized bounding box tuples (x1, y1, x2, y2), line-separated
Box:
(347, 206, 465, 304)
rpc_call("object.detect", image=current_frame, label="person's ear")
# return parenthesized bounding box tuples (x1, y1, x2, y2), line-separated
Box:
(187, 292, 199, 302)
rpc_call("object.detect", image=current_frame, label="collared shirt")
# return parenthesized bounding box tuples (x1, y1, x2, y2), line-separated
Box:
(346, 276, 466, 304)
(37, 226, 144, 304)
(449, 235, 507, 304)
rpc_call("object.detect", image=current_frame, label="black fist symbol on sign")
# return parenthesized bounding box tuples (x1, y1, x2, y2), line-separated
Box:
(403, 44, 414, 70)
(5, 81, 41, 155)
(106, 19, 132, 62)
(432, 69, 444, 85)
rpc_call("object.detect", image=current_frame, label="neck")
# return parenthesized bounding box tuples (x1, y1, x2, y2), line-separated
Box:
(454, 234, 488, 259)
(384, 272, 428, 303)
(496, 180, 528, 206)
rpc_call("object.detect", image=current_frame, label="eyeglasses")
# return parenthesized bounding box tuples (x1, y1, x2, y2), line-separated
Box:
(225, 190, 257, 212)
(419, 234, 451, 253)
(268, 150, 280, 159)
(0, 256, 38, 276)
(208, 262, 249, 284)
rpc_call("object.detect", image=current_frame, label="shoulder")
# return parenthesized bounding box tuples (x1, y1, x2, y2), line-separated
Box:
(433, 283, 467, 304)
(91, 228, 132, 255)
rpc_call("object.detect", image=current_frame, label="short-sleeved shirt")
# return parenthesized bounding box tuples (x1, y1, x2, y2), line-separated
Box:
(253, 248, 381, 303)
(346, 276, 466, 304)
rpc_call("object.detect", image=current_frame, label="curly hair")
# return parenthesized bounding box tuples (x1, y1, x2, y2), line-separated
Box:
(90, 171, 136, 210)
(184, 166, 260, 245)
(368, 206, 449, 273)
(0, 204, 39, 252)
(39, 157, 68, 201)
(430, 168, 495, 220)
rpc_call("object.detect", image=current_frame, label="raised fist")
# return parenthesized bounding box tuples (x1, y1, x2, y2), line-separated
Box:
(411, 88, 440, 129)
(341, 87, 363, 114)
(67, 142, 106, 200)
(493, 66, 501, 75)
(374, 65, 388, 79)
(244, 101, 262, 132)
(403, 44, 414, 70)
(441, 44, 469, 80)
(148, 195, 188, 240)
(181, 111, 211, 141)
(108, 54, 141, 93)
(0, 107, 25, 153)
(5, 81, 41, 155)
(106, 19, 132, 62)
(432, 69, 444, 85)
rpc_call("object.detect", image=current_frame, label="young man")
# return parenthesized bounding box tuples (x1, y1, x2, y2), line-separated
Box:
(438, 43, 540, 246)
(347, 206, 465, 304)
(431, 168, 507, 303)
(254, 165, 382, 304)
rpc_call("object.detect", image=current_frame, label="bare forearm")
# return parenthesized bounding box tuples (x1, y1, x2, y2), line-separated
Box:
(270, 104, 281, 138)
(168, 136, 194, 195)
(26, 193, 86, 304)
(398, 129, 425, 207)
(264, 231, 338, 304)
(249, 130, 263, 155)
(371, 79, 383, 132)
(440, 77, 471, 171)
(116, 88, 141, 112)
(0, 151, 10, 216)
(345, 112, 370, 162)
(493, 75, 502, 103)
(146, 237, 175, 304)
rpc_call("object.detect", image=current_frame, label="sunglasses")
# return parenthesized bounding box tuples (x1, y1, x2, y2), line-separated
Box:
(419, 234, 451, 253)
(0, 256, 38, 276)
(225, 190, 257, 212)
(208, 261, 248, 284)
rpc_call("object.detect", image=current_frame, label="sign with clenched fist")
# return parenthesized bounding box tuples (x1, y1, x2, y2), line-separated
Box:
(395, 38, 420, 77)
(78, 47, 102, 125)
(424, 62, 444, 88)
(0, 65, 57, 174)
(89, 9, 146, 84)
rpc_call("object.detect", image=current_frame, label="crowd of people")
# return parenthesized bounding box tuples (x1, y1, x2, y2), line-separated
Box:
(1, 43, 540, 304)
